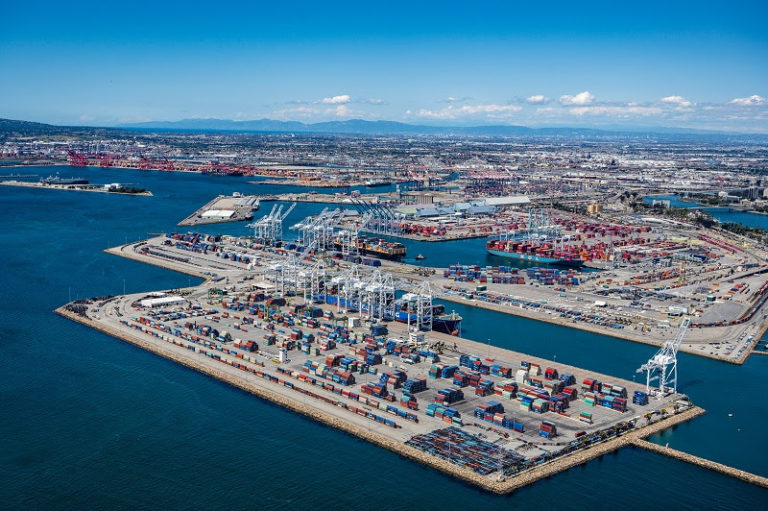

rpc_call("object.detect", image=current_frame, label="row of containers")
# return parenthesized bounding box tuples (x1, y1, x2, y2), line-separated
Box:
(405, 427, 527, 476)
(426, 403, 463, 426)
(165, 236, 255, 265)
(276, 366, 419, 423)
(525, 267, 581, 287)
(581, 379, 629, 412)
(121, 317, 407, 429)
(474, 401, 525, 433)
(445, 265, 581, 287)
(445, 265, 526, 286)
(455, 354, 635, 414)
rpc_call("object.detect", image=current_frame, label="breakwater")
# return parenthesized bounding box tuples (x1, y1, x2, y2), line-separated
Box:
(632, 438, 768, 489)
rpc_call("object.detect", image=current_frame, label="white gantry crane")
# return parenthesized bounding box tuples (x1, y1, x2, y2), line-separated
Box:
(400, 281, 434, 332)
(637, 316, 690, 396)
(266, 254, 299, 296)
(290, 208, 344, 251)
(248, 202, 297, 242)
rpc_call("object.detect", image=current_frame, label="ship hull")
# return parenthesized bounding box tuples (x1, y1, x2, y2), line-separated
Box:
(433, 317, 462, 335)
(393, 311, 462, 334)
(487, 249, 584, 268)
(359, 247, 403, 261)
(331, 241, 405, 261)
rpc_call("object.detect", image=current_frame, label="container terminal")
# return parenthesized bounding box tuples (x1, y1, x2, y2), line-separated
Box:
(164, 196, 768, 363)
(65, 212, 761, 491)
(57, 248, 699, 492)
(55, 181, 768, 490)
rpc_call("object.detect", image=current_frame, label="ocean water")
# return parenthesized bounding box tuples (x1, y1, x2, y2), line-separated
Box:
(0, 166, 766, 510)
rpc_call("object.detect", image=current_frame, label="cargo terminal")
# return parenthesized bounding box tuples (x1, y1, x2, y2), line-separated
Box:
(57, 226, 713, 492)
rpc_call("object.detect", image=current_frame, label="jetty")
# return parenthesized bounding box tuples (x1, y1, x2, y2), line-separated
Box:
(178, 194, 260, 226)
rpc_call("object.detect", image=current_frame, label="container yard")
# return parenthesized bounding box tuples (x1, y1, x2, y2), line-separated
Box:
(59, 277, 698, 493)
(107, 216, 768, 365)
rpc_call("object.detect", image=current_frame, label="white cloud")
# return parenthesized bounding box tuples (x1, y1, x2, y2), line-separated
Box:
(526, 94, 550, 105)
(272, 106, 322, 119)
(568, 105, 662, 117)
(459, 104, 522, 115)
(365, 98, 385, 105)
(729, 95, 766, 106)
(559, 91, 595, 106)
(441, 96, 472, 103)
(327, 105, 351, 117)
(414, 103, 522, 120)
(79, 114, 94, 122)
(321, 94, 351, 105)
(661, 95, 693, 108)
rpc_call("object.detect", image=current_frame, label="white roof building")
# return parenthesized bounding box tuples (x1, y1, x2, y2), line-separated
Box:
(140, 296, 187, 308)
(483, 196, 531, 207)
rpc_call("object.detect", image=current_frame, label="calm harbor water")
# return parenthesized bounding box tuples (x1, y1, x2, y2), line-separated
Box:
(1, 167, 766, 509)
(645, 194, 768, 230)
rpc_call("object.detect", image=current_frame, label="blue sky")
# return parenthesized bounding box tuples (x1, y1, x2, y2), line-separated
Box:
(1, 0, 766, 131)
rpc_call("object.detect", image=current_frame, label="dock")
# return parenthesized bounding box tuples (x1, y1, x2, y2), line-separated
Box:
(257, 192, 379, 205)
(178, 194, 260, 226)
(253, 179, 395, 188)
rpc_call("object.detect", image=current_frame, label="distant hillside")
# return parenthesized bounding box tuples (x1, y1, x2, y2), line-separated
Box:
(120, 118, 765, 140)
(0, 118, 70, 136)
(121, 118, 543, 136)
(0, 118, 120, 138)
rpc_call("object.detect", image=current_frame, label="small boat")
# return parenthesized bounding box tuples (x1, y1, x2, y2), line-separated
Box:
(415, 254, 426, 260)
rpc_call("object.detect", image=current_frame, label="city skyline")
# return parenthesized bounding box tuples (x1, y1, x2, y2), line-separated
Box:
(1, 0, 766, 132)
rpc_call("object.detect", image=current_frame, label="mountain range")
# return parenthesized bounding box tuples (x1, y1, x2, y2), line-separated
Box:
(118, 118, 711, 137)
(1, 117, 765, 141)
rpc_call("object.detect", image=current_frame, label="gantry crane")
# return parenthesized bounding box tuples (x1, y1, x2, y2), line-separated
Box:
(637, 316, 690, 396)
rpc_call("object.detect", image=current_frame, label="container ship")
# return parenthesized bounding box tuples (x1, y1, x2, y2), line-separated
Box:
(364, 179, 390, 187)
(393, 302, 463, 335)
(486, 208, 585, 268)
(40, 174, 89, 185)
(332, 236, 406, 261)
(486, 238, 585, 267)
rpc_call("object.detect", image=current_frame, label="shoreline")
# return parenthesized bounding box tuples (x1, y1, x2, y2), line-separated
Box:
(55, 305, 714, 493)
(438, 294, 759, 365)
(103, 242, 212, 284)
